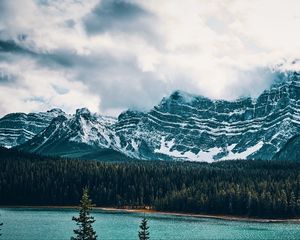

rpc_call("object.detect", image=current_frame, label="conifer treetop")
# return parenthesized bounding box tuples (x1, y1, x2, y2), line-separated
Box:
(138, 216, 150, 240)
(71, 188, 97, 240)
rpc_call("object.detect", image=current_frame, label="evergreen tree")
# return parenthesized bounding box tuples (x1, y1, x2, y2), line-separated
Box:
(138, 216, 150, 240)
(71, 188, 97, 240)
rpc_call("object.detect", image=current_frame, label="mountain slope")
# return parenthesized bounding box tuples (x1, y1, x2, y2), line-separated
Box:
(0, 108, 65, 148)
(272, 135, 300, 161)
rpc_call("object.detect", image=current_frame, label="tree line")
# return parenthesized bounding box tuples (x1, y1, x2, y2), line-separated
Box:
(0, 147, 300, 219)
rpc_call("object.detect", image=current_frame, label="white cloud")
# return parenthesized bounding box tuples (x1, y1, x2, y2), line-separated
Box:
(0, 0, 300, 116)
(0, 58, 100, 115)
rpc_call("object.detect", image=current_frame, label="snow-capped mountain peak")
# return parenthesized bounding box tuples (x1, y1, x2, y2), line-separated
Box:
(1, 70, 300, 162)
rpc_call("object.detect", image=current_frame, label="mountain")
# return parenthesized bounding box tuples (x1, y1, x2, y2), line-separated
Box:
(2, 71, 300, 162)
(17, 108, 131, 160)
(111, 71, 300, 161)
(272, 135, 300, 161)
(0, 108, 65, 148)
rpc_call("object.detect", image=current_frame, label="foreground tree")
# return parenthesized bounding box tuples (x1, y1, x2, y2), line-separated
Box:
(71, 188, 97, 240)
(138, 216, 150, 240)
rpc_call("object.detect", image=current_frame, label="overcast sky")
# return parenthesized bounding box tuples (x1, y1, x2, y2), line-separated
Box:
(0, 0, 300, 116)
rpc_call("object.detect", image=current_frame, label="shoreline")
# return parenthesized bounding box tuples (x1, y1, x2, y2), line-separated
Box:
(1, 205, 300, 223)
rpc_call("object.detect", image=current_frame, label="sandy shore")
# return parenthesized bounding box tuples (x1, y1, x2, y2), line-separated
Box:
(99, 207, 300, 223)
(1, 205, 300, 223)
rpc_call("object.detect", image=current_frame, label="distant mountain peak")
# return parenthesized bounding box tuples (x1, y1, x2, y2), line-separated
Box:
(165, 90, 198, 103)
(76, 107, 91, 114)
(75, 108, 93, 118)
(47, 108, 64, 113)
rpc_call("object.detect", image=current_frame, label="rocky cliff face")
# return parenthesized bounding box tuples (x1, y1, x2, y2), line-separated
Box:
(2, 71, 300, 161)
(0, 108, 65, 148)
(118, 71, 300, 161)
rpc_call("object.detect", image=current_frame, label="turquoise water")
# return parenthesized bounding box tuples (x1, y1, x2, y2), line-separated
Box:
(0, 208, 300, 240)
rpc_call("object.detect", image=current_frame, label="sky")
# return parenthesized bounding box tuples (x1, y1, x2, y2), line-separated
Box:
(1, 0, 300, 117)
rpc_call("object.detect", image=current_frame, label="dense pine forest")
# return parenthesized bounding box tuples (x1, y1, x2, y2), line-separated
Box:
(0, 147, 300, 218)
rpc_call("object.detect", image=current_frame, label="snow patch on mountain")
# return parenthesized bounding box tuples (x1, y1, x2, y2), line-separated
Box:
(221, 142, 264, 160)
(155, 137, 264, 162)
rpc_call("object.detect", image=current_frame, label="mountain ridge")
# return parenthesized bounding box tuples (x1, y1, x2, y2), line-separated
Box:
(1, 71, 299, 161)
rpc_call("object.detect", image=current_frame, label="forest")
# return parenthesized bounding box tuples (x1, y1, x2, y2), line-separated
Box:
(0, 147, 300, 218)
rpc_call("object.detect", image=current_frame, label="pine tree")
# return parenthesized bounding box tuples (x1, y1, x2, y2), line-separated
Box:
(71, 188, 97, 240)
(138, 216, 150, 240)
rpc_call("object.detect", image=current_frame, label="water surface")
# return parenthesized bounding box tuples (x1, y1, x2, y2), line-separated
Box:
(0, 208, 299, 240)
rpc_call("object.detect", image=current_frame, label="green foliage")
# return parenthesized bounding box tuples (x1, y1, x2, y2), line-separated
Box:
(71, 188, 97, 240)
(138, 217, 150, 240)
(1, 147, 300, 218)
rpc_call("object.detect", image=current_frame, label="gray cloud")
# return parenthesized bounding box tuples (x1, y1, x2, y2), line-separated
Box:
(0, 1, 11, 20)
(1, 0, 300, 117)
(0, 37, 169, 114)
(42, 48, 176, 111)
(0, 69, 16, 85)
(84, 0, 149, 34)
(83, 0, 162, 48)
(0, 0, 166, 113)
(52, 84, 70, 95)
(0, 39, 35, 56)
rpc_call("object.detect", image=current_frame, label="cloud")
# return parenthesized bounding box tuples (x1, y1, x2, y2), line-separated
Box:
(0, 0, 300, 117)
(0, 57, 101, 115)
(84, 0, 148, 33)
(0, 40, 32, 54)
(0, 26, 102, 113)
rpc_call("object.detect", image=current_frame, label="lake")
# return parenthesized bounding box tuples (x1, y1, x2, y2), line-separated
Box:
(0, 208, 299, 240)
